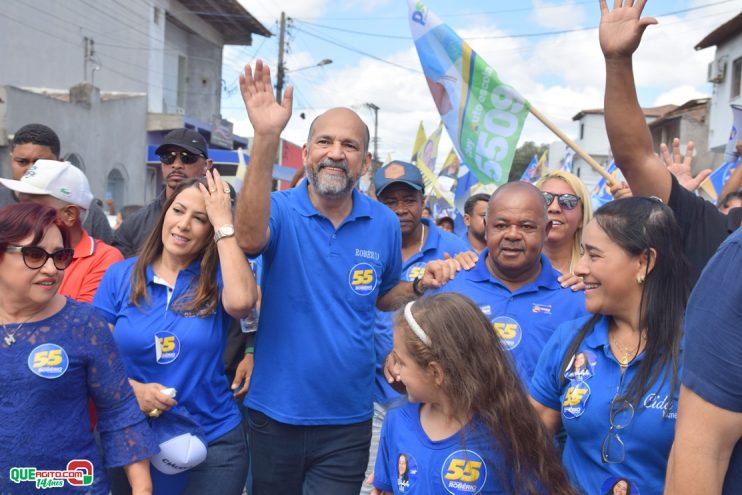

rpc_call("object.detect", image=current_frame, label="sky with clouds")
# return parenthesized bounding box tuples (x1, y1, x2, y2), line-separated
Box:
(222, 0, 742, 161)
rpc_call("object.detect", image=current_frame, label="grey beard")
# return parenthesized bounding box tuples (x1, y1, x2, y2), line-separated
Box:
(305, 160, 358, 197)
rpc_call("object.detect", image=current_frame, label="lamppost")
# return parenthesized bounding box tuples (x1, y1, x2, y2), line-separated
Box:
(275, 58, 333, 103)
(365, 103, 380, 165)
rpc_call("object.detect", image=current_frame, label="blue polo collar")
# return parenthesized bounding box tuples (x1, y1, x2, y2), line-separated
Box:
(420, 218, 442, 254)
(582, 314, 649, 366)
(291, 180, 373, 222)
(468, 250, 561, 293)
(145, 257, 202, 285)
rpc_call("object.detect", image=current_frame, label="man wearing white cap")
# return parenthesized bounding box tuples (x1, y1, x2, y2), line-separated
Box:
(0, 160, 123, 303)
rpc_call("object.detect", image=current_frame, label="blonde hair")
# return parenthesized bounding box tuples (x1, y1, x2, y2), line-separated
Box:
(536, 170, 593, 273)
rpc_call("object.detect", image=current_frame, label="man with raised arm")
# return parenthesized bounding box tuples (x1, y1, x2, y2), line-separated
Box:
(234, 60, 453, 495)
(600, 0, 741, 284)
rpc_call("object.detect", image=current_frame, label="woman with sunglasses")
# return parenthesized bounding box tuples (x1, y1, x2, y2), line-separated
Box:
(535, 170, 592, 278)
(529, 197, 689, 494)
(0, 203, 157, 494)
(94, 171, 257, 494)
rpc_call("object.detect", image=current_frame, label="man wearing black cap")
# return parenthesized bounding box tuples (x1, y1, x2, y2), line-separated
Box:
(113, 128, 212, 258)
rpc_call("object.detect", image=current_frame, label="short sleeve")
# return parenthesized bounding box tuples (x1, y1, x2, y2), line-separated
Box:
(379, 222, 403, 297)
(82, 307, 159, 467)
(92, 262, 126, 324)
(682, 232, 742, 412)
(529, 322, 569, 411)
(373, 415, 394, 492)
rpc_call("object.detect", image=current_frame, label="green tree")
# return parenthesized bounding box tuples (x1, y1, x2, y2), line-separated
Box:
(508, 141, 549, 182)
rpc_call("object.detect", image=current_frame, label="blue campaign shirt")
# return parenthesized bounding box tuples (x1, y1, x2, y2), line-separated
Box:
(374, 219, 469, 405)
(93, 257, 242, 442)
(682, 227, 742, 494)
(530, 315, 680, 495)
(374, 402, 517, 494)
(435, 250, 587, 383)
(246, 181, 403, 425)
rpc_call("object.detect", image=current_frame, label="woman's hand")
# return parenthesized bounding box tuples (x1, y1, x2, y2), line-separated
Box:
(129, 379, 177, 414)
(200, 169, 234, 231)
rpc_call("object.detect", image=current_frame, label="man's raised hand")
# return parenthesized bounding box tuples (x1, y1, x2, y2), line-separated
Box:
(599, 0, 657, 60)
(239, 59, 293, 136)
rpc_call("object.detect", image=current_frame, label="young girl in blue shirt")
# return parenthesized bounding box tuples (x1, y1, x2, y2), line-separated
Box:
(372, 293, 576, 495)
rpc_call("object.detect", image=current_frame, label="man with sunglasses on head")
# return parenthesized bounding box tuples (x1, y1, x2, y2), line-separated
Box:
(0, 159, 123, 304)
(113, 128, 213, 258)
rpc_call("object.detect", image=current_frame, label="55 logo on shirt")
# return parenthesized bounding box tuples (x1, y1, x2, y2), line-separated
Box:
(348, 263, 378, 296)
(155, 332, 180, 364)
(441, 450, 487, 494)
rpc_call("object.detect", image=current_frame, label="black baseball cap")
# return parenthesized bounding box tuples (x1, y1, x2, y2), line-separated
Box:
(374, 161, 424, 196)
(155, 129, 209, 158)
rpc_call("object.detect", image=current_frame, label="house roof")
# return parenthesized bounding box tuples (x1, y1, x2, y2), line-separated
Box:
(177, 0, 271, 45)
(695, 12, 742, 50)
(648, 98, 710, 128)
(572, 104, 678, 121)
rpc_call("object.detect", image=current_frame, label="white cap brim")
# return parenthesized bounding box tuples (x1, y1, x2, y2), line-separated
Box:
(0, 178, 52, 197)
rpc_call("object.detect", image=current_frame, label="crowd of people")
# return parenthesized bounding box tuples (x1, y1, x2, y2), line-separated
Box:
(1, 1, 741, 494)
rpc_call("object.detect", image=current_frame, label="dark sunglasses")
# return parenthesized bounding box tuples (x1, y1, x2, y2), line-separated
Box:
(158, 151, 203, 165)
(542, 192, 580, 210)
(2, 245, 75, 270)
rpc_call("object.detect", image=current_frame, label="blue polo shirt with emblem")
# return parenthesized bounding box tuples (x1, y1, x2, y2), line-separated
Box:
(93, 257, 241, 443)
(245, 181, 403, 425)
(433, 250, 587, 383)
(374, 219, 469, 406)
(530, 315, 680, 494)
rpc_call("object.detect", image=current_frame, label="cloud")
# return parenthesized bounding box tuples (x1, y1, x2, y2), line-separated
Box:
(653, 85, 710, 106)
(237, 0, 329, 24)
(530, 1, 588, 29)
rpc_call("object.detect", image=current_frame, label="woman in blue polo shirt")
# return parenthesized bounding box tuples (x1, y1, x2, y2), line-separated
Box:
(94, 171, 257, 495)
(529, 198, 689, 494)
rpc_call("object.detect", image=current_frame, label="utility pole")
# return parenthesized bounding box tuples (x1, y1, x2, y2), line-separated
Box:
(365, 103, 380, 165)
(275, 12, 287, 103)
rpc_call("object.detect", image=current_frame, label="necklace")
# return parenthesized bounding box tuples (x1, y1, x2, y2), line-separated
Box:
(612, 334, 646, 368)
(419, 224, 426, 252)
(2, 319, 30, 347)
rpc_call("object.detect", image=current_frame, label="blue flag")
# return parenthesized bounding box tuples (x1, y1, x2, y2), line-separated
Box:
(520, 155, 539, 182)
(591, 161, 623, 210)
(700, 159, 740, 201)
(561, 147, 575, 173)
(454, 169, 479, 214)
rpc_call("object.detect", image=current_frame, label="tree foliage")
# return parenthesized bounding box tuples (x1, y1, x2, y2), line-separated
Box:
(508, 141, 549, 182)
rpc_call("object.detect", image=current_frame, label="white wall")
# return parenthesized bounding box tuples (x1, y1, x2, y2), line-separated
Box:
(706, 34, 742, 151)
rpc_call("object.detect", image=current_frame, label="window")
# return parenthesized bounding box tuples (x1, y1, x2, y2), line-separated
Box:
(153, 7, 160, 24)
(579, 123, 585, 140)
(732, 57, 741, 100)
(177, 55, 187, 110)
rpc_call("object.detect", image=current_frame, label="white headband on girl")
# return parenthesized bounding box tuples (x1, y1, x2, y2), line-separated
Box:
(404, 301, 431, 347)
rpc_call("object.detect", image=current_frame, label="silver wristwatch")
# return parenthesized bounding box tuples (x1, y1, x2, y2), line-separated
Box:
(214, 224, 235, 242)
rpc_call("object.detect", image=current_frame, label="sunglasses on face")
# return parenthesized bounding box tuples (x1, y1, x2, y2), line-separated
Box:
(2, 245, 75, 270)
(158, 151, 203, 165)
(542, 192, 580, 210)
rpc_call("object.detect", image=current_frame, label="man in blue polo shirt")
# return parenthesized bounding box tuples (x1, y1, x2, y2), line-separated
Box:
(234, 61, 450, 495)
(362, 160, 469, 495)
(429, 181, 588, 383)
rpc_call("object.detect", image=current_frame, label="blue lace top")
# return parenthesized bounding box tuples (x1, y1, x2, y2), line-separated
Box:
(0, 299, 158, 494)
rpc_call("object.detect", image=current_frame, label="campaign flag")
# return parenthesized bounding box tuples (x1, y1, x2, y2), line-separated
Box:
(520, 155, 539, 182)
(723, 104, 742, 162)
(438, 149, 461, 179)
(416, 122, 444, 179)
(410, 121, 427, 163)
(591, 161, 623, 210)
(454, 168, 479, 214)
(408, 0, 530, 186)
(561, 147, 575, 173)
(699, 158, 740, 202)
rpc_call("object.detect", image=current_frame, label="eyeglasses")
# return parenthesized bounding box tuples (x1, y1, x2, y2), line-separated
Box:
(158, 151, 203, 165)
(1, 245, 75, 270)
(601, 377, 635, 464)
(542, 192, 580, 210)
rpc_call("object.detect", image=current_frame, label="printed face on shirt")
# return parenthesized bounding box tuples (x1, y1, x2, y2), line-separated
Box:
(9, 143, 57, 181)
(540, 178, 583, 248)
(575, 220, 647, 317)
(391, 325, 437, 404)
(485, 186, 548, 280)
(378, 183, 424, 237)
(302, 108, 370, 198)
(161, 186, 212, 264)
(0, 225, 65, 307)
